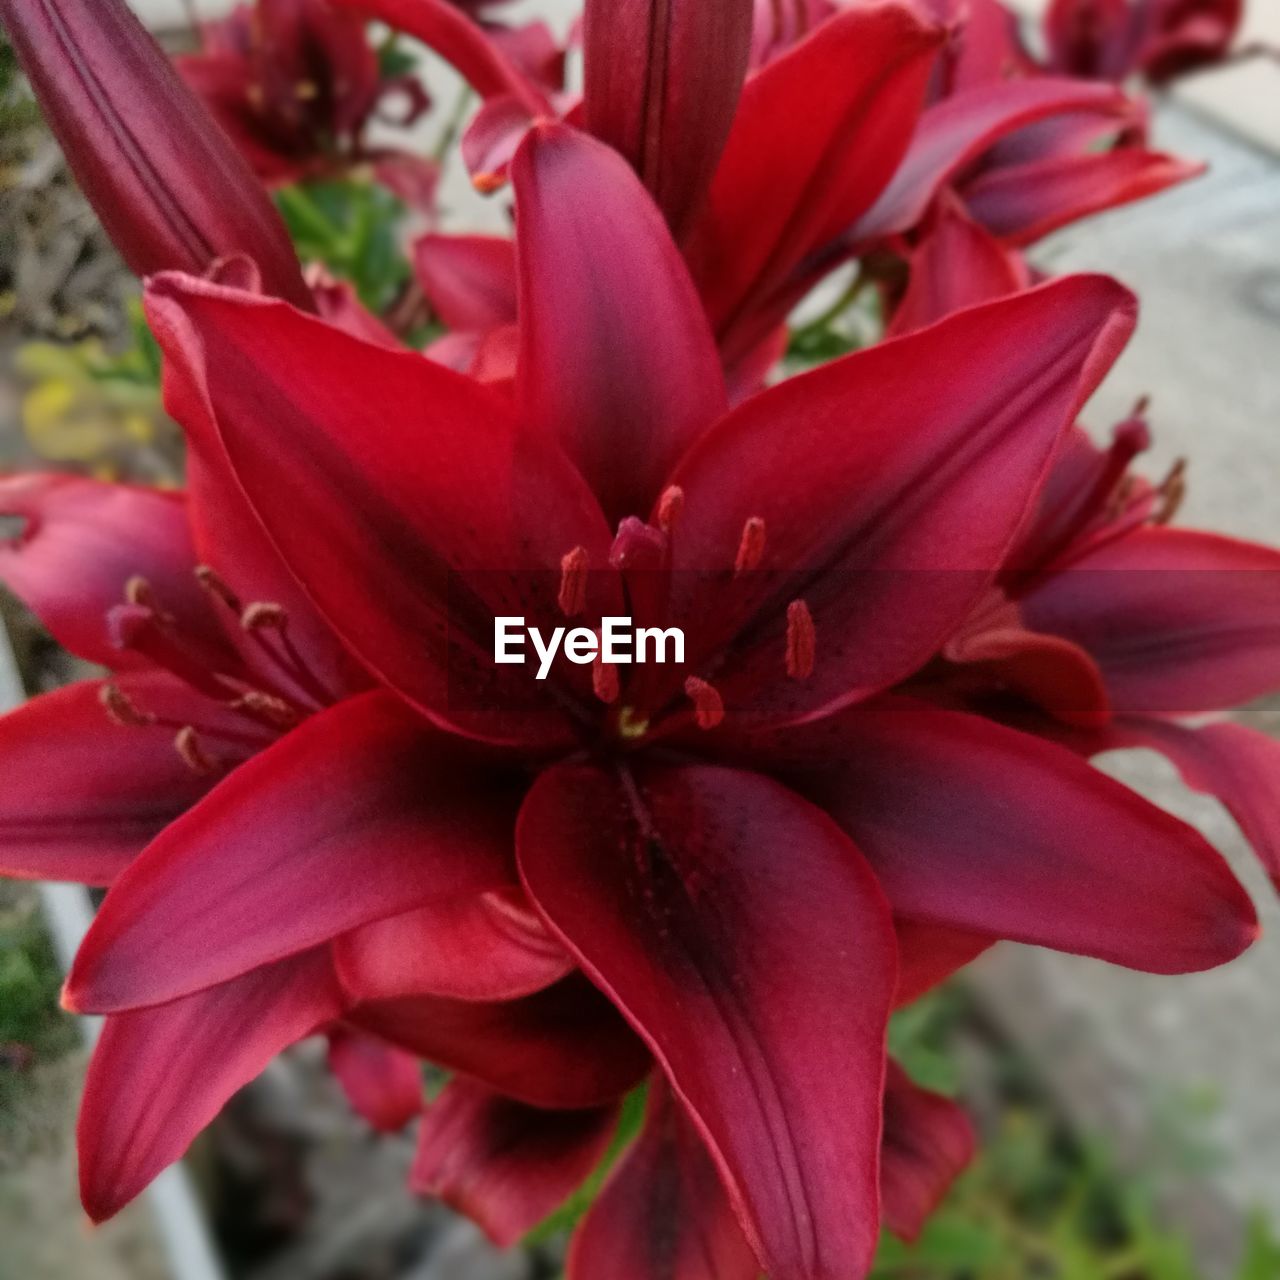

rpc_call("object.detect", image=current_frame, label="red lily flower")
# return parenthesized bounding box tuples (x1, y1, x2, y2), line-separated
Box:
(868, 67, 1200, 336)
(352, 0, 1201, 389)
(342, 0, 946, 376)
(44, 122, 1257, 1278)
(176, 0, 432, 186)
(1045, 0, 1245, 85)
(0, 0, 312, 307)
(931, 410, 1280, 892)
(0, 461, 650, 1218)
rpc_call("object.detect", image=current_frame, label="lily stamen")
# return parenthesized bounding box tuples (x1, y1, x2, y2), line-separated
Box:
(98, 683, 156, 728)
(683, 676, 725, 729)
(1155, 458, 1188, 525)
(786, 599, 816, 679)
(108, 603, 240, 701)
(558, 546, 590, 617)
(734, 516, 767, 574)
(593, 656, 620, 705)
(195, 564, 244, 613)
(657, 485, 684, 534)
(239, 598, 336, 707)
(232, 690, 301, 729)
(174, 726, 218, 775)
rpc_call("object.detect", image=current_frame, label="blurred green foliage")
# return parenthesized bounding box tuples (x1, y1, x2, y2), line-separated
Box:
(277, 180, 412, 314)
(0, 38, 40, 141)
(874, 987, 1280, 1279)
(0, 886, 76, 1120)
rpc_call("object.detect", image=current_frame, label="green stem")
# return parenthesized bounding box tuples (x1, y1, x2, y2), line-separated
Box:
(433, 84, 475, 163)
(276, 184, 343, 252)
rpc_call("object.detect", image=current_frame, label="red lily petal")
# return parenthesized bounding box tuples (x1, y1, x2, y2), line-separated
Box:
(664, 276, 1136, 729)
(1107, 717, 1280, 892)
(489, 19, 566, 94)
(461, 93, 536, 191)
(856, 78, 1130, 240)
(1044, 0, 1134, 78)
(326, 1028, 423, 1133)
(943, 0, 1034, 91)
(1139, 5, 1243, 84)
(582, 0, 753, 238)
(371, 151, 442, 213)
(309, 272, 403, 349)
(66, 692, 520, 1013)
(0, 474, 227, 671)
(1022, 527, 1280, 715)
(512, 123, 727, 520)
(963, 148, 1203, 247)
(0, 0, 310, 305)
(348, 976, 652, 1109)
(518, 761, 898, 1280)
(887, 195, 1030, 336)
(334, 888, 574, 1003)
(79, 947, 343, 1222)
(691, 2, 941, 357)
(894, 919, 994, 1007)
(942, 599, 1111, 728)
(412, 1078, 619, 1246)
(333, 0, 547, 110)
(774, 696, 1257, 973)
(413, 233, 517, 332)
(880, 1061, 976, 1241)
(567, 1077, 759, 1280)
(146, 272, 617, 745)
(0, 674, 226, 885)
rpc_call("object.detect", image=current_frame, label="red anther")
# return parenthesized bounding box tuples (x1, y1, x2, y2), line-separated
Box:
(233, 690, 301, 728)
(174, 726, 217, 775)
(684, 676, 725, 730)
(657, 486, 685, 534)
(734, 516, 767, 574)
(108, 603, 238, 700)
(558, 546, 590, 617)
(241, 601, 288, 631)
(99, 682, 156, 728)
(609, 517, 667, 572)
(195, 565, 243, 613)
(785, 599, 816, 680)
(593, 658, 620, 705)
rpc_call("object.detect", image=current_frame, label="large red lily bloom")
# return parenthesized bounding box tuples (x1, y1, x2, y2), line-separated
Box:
(46, 123, 1257, 1279)
(931, 411, 1280, 892)
(176, 0, 431, 186)
(0, 441, 970, 1256)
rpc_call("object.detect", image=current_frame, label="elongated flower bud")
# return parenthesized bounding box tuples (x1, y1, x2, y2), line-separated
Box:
(583, 0, 755, 239)
(0, 0, 312, 307)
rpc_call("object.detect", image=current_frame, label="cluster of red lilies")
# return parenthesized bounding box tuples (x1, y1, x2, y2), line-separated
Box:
(0, 0, 1276, 1276)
